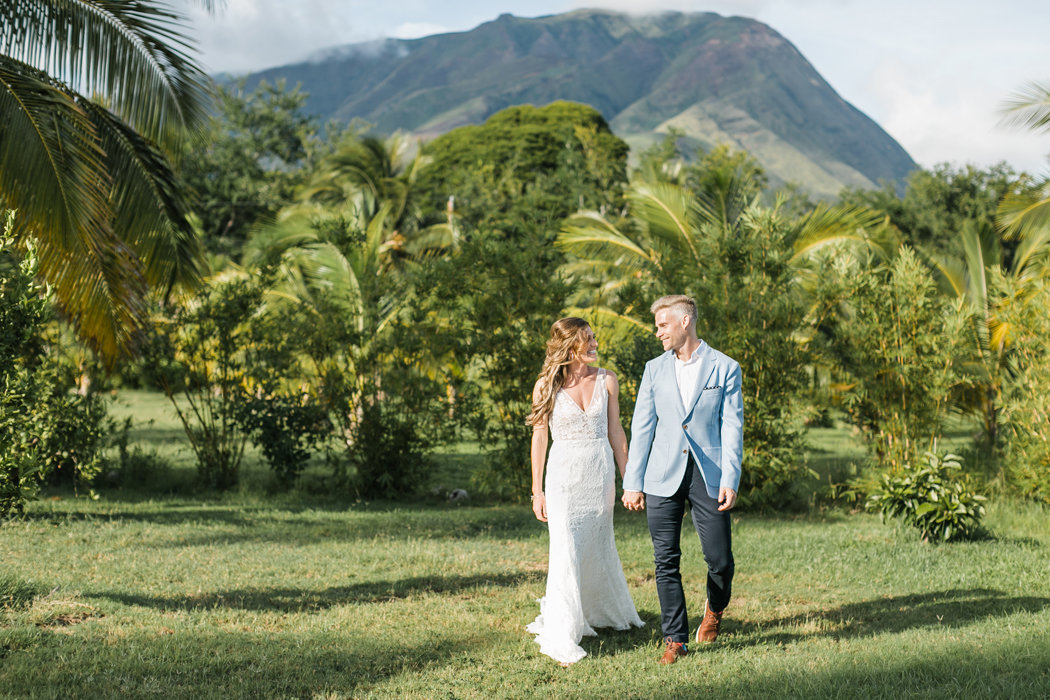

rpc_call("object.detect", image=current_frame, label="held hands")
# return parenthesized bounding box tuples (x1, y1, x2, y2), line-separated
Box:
(718, 487, 738, 511)
(621, 490, 645, 511)
(531, 493, 548, 522)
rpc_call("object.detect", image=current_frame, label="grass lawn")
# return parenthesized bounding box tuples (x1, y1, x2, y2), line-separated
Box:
(1, 392, 1049, 698)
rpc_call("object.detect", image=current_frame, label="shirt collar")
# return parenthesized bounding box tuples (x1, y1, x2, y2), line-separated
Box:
(674, 341, 704, 366)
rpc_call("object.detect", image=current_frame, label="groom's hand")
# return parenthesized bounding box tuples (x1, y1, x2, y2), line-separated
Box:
(622, 490, 645, 511)
(717, 487, 737, 511)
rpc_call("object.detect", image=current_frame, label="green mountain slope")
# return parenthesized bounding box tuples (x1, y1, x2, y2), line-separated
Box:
(244, 10, 915, 198)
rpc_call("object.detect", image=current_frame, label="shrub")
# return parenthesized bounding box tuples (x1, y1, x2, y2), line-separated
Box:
(236, 392, 330, 487)
(813, 247, 973, 470)
(996, 276, 1050, 503)
(349, 402, 432, 498)
(0, 217, 50, 517)
(148, 278, 263, 490)
(38, 385, 115, 489)
(866, 451, 987, 542)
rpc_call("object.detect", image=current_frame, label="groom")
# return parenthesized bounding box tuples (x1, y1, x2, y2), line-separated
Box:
(622, 295, 743, 665)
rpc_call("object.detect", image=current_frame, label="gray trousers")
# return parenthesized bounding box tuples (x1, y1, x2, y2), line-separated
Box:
(645, 454, 734, 643)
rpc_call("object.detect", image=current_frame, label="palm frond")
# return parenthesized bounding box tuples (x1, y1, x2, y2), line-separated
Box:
(925, 251, 968, 299)
(996, 184, 1050, 275)
(32, 213, 149, 361)
(81, 98, 204, 295)
(401, 223, 454, 257)
(0, 56, 151, 359)
(0, 56, 109, 248)
(561, 305, 652, 334)
(558, 211, 655, 273)
(791, 204, 898, 264)
(1000, 81, 1050, 135)
(997, 182, 1050, 239)
(0, 0, 211, 147)
(629, 182, 701, 263)
(241, 203, 330, 269)
(960, 222, 995, 311)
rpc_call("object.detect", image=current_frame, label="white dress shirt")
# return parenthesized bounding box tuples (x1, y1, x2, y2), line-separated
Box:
(673, 342, 704, 409)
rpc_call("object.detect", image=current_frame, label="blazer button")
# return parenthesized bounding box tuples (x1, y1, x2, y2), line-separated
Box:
(682, 449, 687, 454)
(682, 423, 688, 429)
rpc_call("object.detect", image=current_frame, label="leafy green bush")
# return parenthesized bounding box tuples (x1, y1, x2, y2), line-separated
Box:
(38, 385, 115, 488)
(996, 275, 1050, 503)
(1, 214, 119, 514)
(813, 247, 972, 471)
(0, 217, 50, 516)
(236, 392, 330, 488)
(148, 278, 264, 490)
(348, 403, 432, 498)
(866, 451, 987, 542)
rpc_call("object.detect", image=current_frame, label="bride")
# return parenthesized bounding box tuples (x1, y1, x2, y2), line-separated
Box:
(525, 317, 644, 665)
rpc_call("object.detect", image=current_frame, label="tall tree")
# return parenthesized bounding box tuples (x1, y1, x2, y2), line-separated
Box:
(0, 0, 216, 361)
(413, 102, 629, 499)
(179, 79, 319, 257)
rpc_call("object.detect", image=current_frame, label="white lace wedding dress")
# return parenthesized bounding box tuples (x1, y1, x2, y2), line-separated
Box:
(526, 369, 644, 664)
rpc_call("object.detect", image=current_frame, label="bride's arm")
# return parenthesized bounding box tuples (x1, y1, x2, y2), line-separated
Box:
(606, 371, 629, 479)
(530, 381, 549, 522)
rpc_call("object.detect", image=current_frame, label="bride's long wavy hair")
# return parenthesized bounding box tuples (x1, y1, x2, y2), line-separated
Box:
(526, 317, 592, 427)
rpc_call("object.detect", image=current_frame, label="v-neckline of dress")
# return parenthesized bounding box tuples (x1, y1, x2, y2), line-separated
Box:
(561, 370, 602, 414)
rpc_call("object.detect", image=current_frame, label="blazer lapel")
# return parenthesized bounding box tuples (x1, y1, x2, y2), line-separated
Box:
(658, 351, 685, 419)
(684, 344, 718, 420)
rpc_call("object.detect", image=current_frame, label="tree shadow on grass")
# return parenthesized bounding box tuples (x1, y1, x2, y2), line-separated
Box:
(1, 623, 491, 698)
(85, 570, 544, 612)
(723, 588, 1050, 647)
(20, 503, 542, 543)
(680, 635, 1050, 699)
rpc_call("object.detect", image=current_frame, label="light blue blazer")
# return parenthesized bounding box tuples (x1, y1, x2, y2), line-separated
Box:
(622, 342, 744, 499)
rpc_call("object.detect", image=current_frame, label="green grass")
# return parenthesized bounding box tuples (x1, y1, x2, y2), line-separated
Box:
(2, 498, 1048, 698)
(2, 393, 1048, 697)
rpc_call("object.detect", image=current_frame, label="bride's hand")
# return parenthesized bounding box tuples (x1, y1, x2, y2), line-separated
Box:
(532, 493, 548, 522)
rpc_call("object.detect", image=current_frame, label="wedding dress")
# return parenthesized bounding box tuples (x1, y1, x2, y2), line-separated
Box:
(526, 369, 644, 664)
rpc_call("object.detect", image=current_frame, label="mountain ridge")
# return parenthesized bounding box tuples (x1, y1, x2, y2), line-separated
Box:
(241, 10, 915, 198)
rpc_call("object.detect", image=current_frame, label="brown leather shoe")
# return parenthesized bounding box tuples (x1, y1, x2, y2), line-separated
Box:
(696, 601, 723, 643)
(658, 638, 688, 665)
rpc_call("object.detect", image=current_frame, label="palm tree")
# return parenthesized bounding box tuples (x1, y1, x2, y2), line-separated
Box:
(299, 131, 430, 235)
(997, 80, 1050, 286)
(242, 162, 454, 444)
(0, 1, 217, 361)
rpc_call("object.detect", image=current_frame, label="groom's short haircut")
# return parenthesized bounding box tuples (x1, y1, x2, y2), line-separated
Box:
(651, 295, 698, 325)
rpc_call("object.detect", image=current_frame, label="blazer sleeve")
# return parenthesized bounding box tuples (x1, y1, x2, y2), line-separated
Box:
(719, 361, 744, 492)
(622, 361, 657, 492)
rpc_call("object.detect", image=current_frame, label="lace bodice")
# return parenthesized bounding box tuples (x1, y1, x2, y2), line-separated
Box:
(549, 369, 608, 441)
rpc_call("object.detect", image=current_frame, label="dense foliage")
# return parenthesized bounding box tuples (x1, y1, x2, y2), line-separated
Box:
(811, 247, 973, 470)
(4, 75, 1050, 516)
(178, 80, 323, 258)
(996, 275, 1050, 502)
(1, 214, 114, 516)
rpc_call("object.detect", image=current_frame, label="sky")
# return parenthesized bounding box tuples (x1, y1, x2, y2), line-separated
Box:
(181, 0, 1050, 175)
